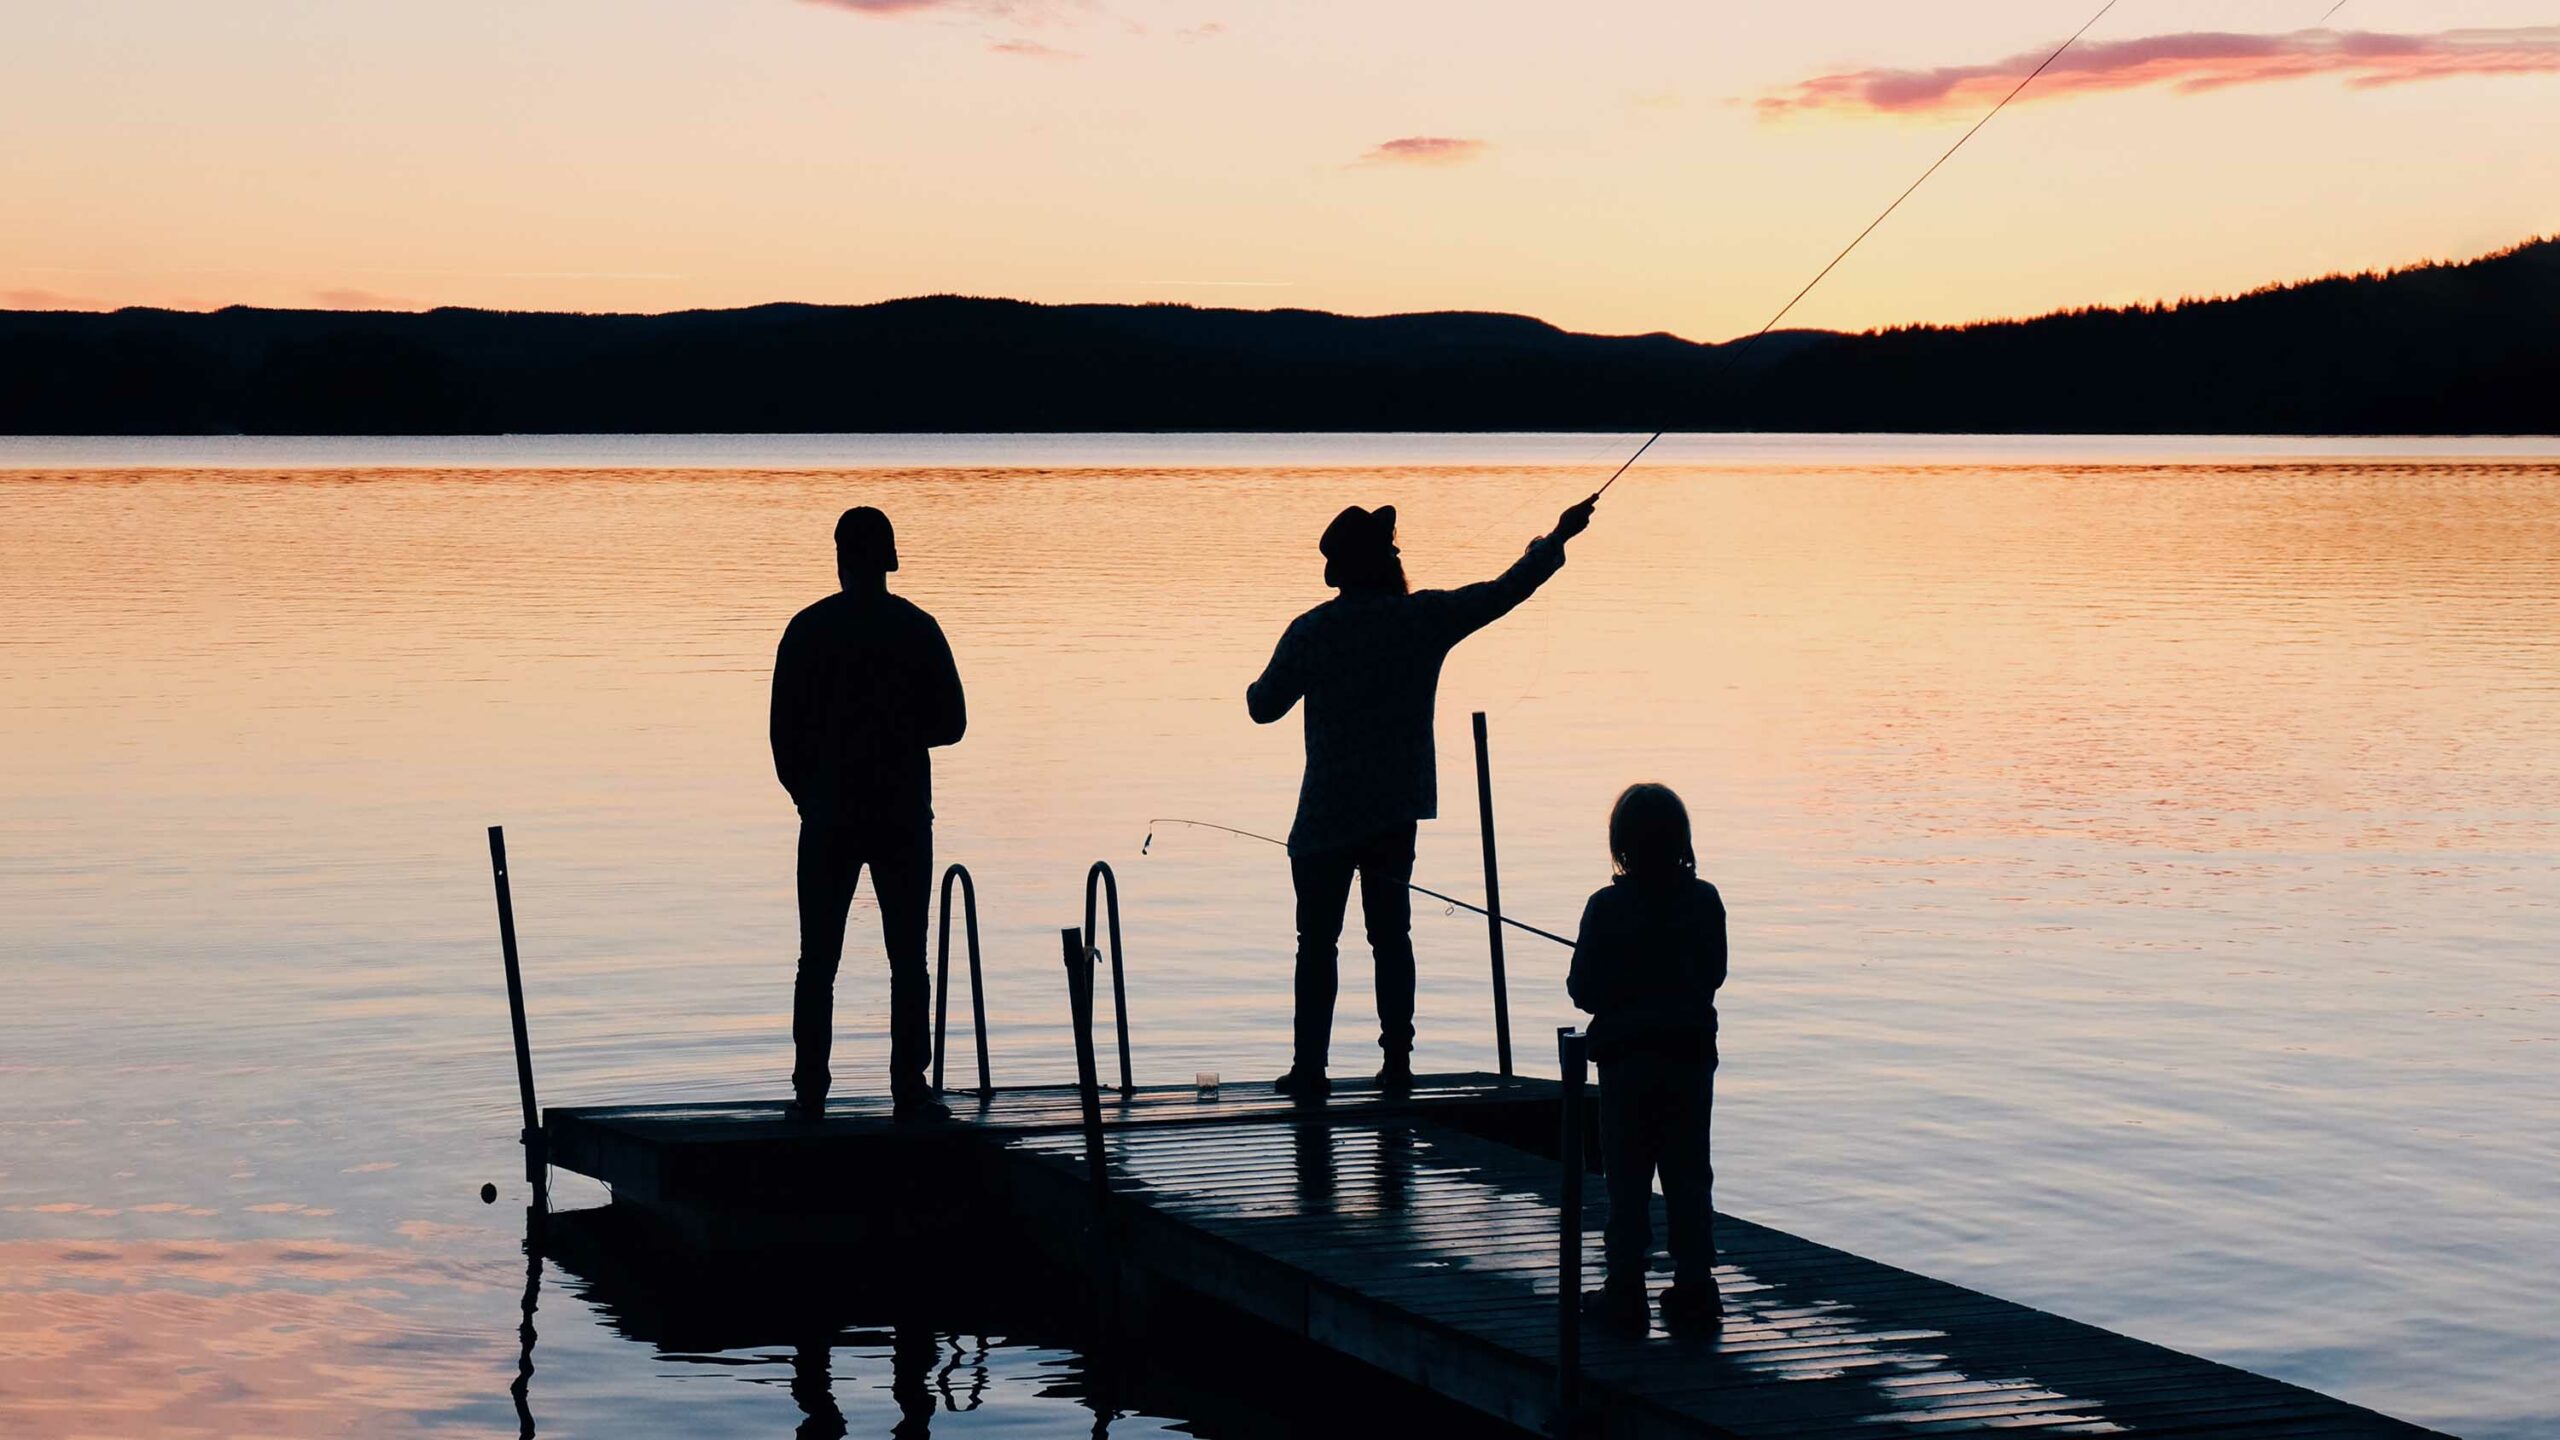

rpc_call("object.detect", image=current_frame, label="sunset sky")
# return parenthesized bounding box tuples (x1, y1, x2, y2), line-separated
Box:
(5, 0, 2555, 339)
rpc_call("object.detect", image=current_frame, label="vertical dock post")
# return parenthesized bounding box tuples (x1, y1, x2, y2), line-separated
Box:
(487, 825, 548, 1212)
(1063, 927, 1117, 1317)
(1474, 712, 1515, 1076)
(1556, 1026, 1589, 1434)
(1064, 927, 1109, 1196)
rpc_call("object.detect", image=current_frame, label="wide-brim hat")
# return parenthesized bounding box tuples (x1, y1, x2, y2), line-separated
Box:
(1318, 504, 1397, 562)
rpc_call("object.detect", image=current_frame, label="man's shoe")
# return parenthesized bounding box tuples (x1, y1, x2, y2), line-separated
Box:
(1376, 1054, 1415, 1093)
(1659, 1283, 1722, 1330)
(788, 1095, 827, 1124)
(1272, 1068, 1331, 1100)
(893, 1094, 952, 1124)
(1580, 1285, 1649, 1337)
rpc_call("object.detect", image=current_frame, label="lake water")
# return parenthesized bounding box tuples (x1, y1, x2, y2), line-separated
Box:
(3, 434, 2554, 1438)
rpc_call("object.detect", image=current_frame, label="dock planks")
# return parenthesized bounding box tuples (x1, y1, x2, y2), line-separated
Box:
(544, 1077, 2451, 1439)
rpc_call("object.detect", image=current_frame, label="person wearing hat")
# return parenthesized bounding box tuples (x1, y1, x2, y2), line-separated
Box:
(1247, 492, 1597, 1096)
(771, 506, 967, 1122)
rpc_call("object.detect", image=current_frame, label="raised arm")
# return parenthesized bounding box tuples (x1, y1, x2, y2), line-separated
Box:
(1246, 619, 1307, 724)
(1429, 494, 1595, 644)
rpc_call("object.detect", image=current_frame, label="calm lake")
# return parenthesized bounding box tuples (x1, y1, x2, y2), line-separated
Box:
(3, 434, 2555, 1438)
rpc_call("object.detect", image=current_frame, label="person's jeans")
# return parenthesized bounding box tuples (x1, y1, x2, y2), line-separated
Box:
(793, 818, 932, 1105)
(1598, 1044, 1717, 1293)
(1287, 822, 1418, 1074)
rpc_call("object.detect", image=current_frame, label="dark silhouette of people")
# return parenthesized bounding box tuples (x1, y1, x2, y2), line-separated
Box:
(1568, 782, 1727, 1335)
(772, 506, 966, 1122)
(1247, 494, 1596, 1097)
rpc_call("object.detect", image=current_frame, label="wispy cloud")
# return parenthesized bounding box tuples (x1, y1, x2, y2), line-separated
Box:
(802, 0, 1083, 21)
(1360, 136, 1487, 167)
(989, 37, 1077, 58)
(1760, 26, 2560, 117)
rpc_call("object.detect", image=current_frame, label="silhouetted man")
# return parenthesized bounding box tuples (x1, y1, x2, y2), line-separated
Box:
(772, 507, 966, 1122)
(1248, 494, 1596, 1097)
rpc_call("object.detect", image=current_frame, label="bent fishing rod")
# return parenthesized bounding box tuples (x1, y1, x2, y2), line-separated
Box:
(1591, 0, 2125, 500)
(1142, 817, 1578, 950)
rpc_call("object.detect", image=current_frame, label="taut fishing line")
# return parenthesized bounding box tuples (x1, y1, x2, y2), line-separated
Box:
(1143, 818, 1579, 949)
(1590, 0, 2126, 500)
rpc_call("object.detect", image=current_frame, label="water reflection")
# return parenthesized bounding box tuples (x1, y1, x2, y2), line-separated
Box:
(526, 1206, 1268, 1439)
(3, 448, 2552, 1437)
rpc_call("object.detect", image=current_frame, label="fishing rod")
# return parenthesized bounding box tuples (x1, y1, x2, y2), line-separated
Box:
(1141, 818, 1578, 950)
(1591, 0, 2125, 499)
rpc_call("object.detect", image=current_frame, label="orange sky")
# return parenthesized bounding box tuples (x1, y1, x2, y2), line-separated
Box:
(3, 1, 2555, 339)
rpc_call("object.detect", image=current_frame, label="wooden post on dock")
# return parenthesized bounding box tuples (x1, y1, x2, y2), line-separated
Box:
(1556, 1027, 1588, 1435)
(1062, 927, 1118, 1317)
(1474, 713, 1514, 1076)
(487, 825, 548, 1213)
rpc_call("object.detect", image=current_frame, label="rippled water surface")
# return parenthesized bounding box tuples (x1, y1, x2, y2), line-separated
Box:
(3, 435, 2555, 1438)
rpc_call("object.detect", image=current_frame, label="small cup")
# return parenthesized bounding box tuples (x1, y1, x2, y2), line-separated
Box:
(1195, 1071, 1221, 1101)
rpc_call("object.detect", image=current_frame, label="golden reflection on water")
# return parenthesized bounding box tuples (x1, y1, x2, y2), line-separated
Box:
(0, 1239, 496, 1438)
(2, 450, 2556, 1437)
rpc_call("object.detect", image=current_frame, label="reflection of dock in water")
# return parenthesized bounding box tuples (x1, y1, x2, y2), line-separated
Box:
(540, 1073, 2448, 1439)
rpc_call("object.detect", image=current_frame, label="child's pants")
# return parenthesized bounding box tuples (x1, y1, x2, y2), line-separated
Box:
(1597, 1046, 1716, 1292)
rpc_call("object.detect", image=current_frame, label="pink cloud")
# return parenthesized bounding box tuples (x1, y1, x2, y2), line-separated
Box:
(1760, 25, 2560, 117)
(989, 37, 1077, 58)
(1361, 136, 1487, 167)
(802, 0, 1081, 19)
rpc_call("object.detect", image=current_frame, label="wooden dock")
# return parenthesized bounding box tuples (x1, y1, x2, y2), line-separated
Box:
(544, 1076, 2451, 1440)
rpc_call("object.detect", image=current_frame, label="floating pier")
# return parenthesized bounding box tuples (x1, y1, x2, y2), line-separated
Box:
(543, 1068, 2449, 1440)
(493, 703, 2457, 1438)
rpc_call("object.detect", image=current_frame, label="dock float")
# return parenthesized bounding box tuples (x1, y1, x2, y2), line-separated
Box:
(544, 1073, 2449, 1440)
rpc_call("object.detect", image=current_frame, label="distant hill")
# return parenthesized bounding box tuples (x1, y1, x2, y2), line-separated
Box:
(2, 239, 2554, 435)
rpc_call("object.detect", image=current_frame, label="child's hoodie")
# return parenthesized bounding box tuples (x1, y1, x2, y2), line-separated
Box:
(1566, 873, 1727, 1063)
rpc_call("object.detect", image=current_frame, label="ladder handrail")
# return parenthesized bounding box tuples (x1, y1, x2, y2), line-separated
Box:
(933, 863, 992, 1096)
(1082, 861, 1134, 1097)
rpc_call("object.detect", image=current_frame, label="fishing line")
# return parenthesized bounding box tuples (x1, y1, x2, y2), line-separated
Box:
(1142, 818, 1578, 949)
(1592, 0, 2126, 499)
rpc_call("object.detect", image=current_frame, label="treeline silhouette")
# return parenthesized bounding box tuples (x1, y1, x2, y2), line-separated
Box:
(3, 237, 2553, 435)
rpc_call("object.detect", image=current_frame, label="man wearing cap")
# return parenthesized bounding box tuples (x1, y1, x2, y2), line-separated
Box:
(771, 506, 967, 1122)
(1247, 493, 1597, 1097)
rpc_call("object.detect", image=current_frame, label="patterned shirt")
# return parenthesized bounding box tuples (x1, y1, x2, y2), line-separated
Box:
(1248, 537, 1565, 854)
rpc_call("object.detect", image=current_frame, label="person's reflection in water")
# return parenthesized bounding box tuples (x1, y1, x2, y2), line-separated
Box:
(892, 1323, 939, 1439)
(783, 1324, 943, 1439)
(1293, 1120, 1339, 1216)
(791, 1337, 847, 1440)
(1374, 1121, 1414, 1216)
(771, 506, 968, 1123)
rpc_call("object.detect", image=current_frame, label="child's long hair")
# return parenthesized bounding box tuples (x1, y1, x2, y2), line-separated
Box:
(1609, 782, 1696, 882)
